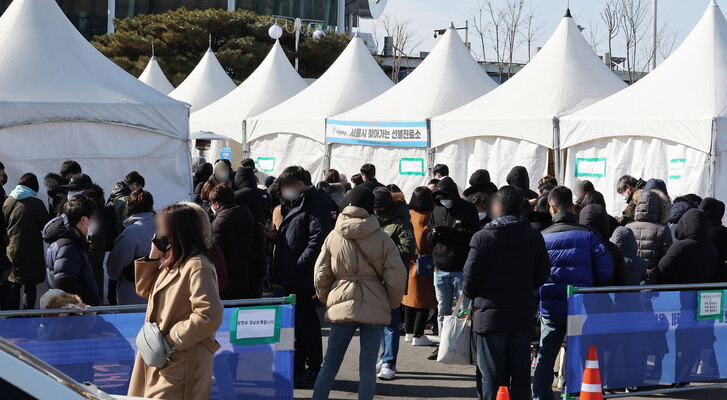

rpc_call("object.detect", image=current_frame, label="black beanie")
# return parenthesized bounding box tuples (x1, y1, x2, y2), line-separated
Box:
(346, 186, 375, 215)
(373, 187, 394, 209)
(469, 169, 491, 186)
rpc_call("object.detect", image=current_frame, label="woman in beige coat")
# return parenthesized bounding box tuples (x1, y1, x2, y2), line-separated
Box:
(312, 187, 407, 400)
(128, 202, 224, 400)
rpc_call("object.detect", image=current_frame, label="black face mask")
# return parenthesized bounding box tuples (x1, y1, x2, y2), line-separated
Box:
(152, 235, 171, 253)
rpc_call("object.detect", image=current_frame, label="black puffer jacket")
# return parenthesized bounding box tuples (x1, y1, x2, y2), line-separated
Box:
(527, 210, 552, 232)
(427, 177, 479, 272)
(579, 204, 624, 286)
(651, 209, 718, 284)
(626, 190, 673, 271)
(463, 215, 550, 334)
(700, 197, 727, 281)
(506, 166, 538, 200)
(212, 204, 254, 299)
(234, 167, 272, 277)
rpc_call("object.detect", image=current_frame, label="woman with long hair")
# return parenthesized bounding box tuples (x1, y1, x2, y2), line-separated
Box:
(128, 202, 223, 400)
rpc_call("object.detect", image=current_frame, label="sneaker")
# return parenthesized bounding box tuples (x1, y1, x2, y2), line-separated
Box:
(376, 360, 382, 373)
(427, 347, 439, 360)
(293, 369, 318, 389)
(404, 333, 414, 342)
(377, 363, 396, 380)
(412, 335, 433, 346)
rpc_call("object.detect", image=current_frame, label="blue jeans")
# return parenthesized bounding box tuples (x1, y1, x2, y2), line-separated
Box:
(313, 322, 384, 400)
(380, 308, 401, 366)
(434, 270, 470, 335)
(476, 332, 532, 400)
(533, 317, 567, 400)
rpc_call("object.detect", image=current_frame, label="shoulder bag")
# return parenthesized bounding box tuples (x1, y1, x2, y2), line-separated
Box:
(136, 321, 176, 368)
(351, 239, 382, 281)
(413, 238, 435, 276)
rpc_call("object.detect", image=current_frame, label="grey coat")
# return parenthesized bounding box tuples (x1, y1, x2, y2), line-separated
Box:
(626, 190, 672, 271)
(106, 212, 155, 305)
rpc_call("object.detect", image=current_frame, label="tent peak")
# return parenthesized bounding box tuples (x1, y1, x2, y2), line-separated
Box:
(450, 21, 455, 29)
(710, 0, 718, 7)
(564, 8, 572, 18)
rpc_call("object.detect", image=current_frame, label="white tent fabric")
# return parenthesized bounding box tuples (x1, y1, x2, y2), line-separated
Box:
(430, 12, 627, 190)
(169, 48, 237, 113)
(560, 1, 727, 216)
(246, 36, 393, 179)
(138, 56, 175, 95)
(0, 0, 191, 207)
(190, 40, 307, 164)
(327, 27, 497, 195)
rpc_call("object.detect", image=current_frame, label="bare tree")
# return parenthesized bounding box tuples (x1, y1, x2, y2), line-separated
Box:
(600, 0, 621, 70)
(522, 3, 545, 61)
(470, 0, 489, 62)
(586, 18, 604, 51)
(503, 0, 526, 79)
(377, 14, 422, 83)
(485, 0, 507, 82)
(658, 20, 678, 60)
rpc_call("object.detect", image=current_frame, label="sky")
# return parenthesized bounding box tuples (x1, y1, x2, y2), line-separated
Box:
(358, 0, 711, 66)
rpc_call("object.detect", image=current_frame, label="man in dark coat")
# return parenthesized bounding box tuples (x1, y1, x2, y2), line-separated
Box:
(579, 204, 625, 285)
(506, 166, 538, 200)
(464, 186, 550, 400)
(699, 197, 727, 281)
(649, 209, 718, 284)
(210, 184, 254, 300)
(527, 195, 553, 232)
(270, 166, 333, 388)
(1, 173, 50, 309)
(427, 177, 479, 336)
(357, 163, 385, 191)
(616, 175, 646, 226)
(234, 166, 272, 298)
(534, 186, 612, 400)
(43, 195, 101, 306)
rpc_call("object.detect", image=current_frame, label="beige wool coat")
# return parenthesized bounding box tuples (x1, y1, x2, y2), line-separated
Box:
(128, 254, 223, 400)
(314, 206, 407, 326)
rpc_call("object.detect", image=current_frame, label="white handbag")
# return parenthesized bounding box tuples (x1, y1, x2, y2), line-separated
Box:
(437, 294, 472, 365)
(136, 322, 176, 368)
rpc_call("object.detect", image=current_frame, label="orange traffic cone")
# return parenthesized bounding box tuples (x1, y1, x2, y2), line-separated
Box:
(580, 346, 603, 400)
(496, 386, 510, 400)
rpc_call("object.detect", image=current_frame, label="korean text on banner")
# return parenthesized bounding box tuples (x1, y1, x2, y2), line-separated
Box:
(575, 158, 607, 178)
(326, 120, 428, 148)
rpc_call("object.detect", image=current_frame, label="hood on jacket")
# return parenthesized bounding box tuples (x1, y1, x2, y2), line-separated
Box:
(644, 179, 668, 198)
(10, 185, 37, 201)
(107, 181, 131, 206)
(215, 205, 250, 231)
(611, 226, 638, 257)
(234, 166, 257, 189)
(432, 177, 459, 206)
(699, 197, 725, 225)
(579, 204, 609, 239)
(635, 189, 671, 224)
(675, 208, 709, 242)
(123, 211, 155, 228)
(194, 162, 213, 183)
(669, 198, 697, 224)
(378, 193, 410, 224)
(336, 206, 381, 240)
(484, 215, 534, 249)
(43, 215, 86, 247)
(506, 166, 538, 199)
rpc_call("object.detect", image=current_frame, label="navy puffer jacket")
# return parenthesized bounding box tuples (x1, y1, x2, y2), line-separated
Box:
(540, 213, 612, 319)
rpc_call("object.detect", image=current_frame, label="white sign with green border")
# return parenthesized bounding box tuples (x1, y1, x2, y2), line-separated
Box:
(399, 158, 424, 176)
(256, 157, 275, 173)
(697, 290, 725, 322)
(230, 306, 282, 345)
(669, 158, 685, 179)
(575, 157, 607, 178)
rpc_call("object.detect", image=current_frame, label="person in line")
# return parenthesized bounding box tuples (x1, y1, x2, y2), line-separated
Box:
(616, 175, 646, 225)
(1, 173, 50, 309)
(699, 198, 727, 281)
(579, 204, 625, 285)
(648, 209, 718, 284)
(358, 164, 385, 191)
(533, 186, 612, 400)
(350, 173, 364, 189)
(580, 191, 619, 237)
(402, 187, 438, 347)
(610, 226, 647, 286)
(43, 173, 67, 215)
(373, 187, 415, 380)
(106, 171, 146, 237)
(468, 192, 492, 229)
(241, 158, 268, 188)
(55, 173, 93, 215)
(106, 189, 155, 305)
(506, 166, 539, 201)
(324, 169, 346, 204)
(128, 202, 224, 400)
(234, 166, 272, 298)
(43, 195, 101, 306)
(668, 196, 698, 240)
(199, 180, 218, 221)
(463, 169, 498, 199)
(427, 179, 440, 192)
(528, 196, 553, 232)
(269, 166, 333, 388)
(83, 183, 107, 301)
(432, 164, 449, 180)
(193, 162, 213, 202)
(312, 186, 406, 400)
(464, 186, 550, 400)
(60, 160, 82, 181)
(626, 188, 673, 273)
(210, 184, 253, 300)
(427, 177, 479, 359)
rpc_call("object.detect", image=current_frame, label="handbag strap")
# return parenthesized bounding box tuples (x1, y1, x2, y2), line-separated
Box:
(351, 239, 381, 280)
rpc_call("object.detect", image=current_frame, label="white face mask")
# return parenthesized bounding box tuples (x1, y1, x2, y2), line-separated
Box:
(622, 191, 630, 201)
(282, 187, 301, 202)
(215, 171, 229, 182)
(440, 199, 453, 209)
(478, 212, 488, 221)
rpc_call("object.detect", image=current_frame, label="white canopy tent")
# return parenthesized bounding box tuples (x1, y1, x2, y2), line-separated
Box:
(190, 40, 307, 165)
(327, 27, 497, 195)
(430, 11, 627, 191)
(138, 55, 175, 95)
(0, 0, 192, 207)
(246, 35, 393, 180)
(560, 1, 727, 216)
(169, 48, 237, 113)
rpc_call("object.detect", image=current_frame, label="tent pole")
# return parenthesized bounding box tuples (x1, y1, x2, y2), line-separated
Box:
(709, 118, 717, 197)
(553, 118, 563, 184)
(426, 119, 434, 179)
(324, 142, 332, 179)
(242, 121, 250, 159)
(107, 0, 115, 34)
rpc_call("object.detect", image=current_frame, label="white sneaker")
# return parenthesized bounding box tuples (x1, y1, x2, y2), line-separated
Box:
(377, 363, 396, 380)
(376, 360, 382, 373)
(404, 333, 414, 342)
(412, 335, 433, 346)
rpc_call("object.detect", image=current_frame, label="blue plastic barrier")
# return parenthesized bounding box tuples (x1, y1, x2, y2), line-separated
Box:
(0, 305, 294, 400)
(566, 289, 727, 394)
